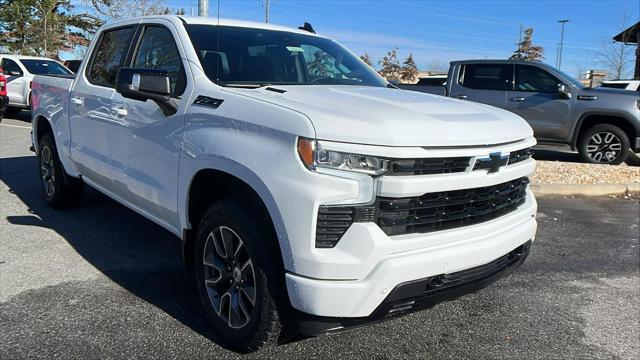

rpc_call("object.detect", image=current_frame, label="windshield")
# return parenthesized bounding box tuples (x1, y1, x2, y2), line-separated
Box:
(19, 59, 73, 76)
(186, 25, 386, 87)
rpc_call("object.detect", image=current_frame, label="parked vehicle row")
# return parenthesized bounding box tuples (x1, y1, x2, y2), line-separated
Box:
(400, 60, 640, 165)
(31, 15, 538, 352)
(0, 55, 74, 115)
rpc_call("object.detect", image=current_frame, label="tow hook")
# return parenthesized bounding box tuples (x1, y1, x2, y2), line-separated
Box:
(29, 145, 35, 152)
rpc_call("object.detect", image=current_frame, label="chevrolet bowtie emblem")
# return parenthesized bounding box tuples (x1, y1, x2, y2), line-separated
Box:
(475, 152, 509, 173)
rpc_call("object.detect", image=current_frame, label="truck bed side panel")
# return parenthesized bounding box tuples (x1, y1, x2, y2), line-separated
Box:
(31, 75, 80, 177)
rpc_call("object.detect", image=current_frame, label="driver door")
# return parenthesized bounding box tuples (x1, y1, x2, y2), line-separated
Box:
(505, 64, 574, 141)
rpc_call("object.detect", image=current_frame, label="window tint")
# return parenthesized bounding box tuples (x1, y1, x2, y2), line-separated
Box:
(88, 27, 135, 87)
(460, 64, 511, 90)
(185, 25, 386, 87)
(515, 65, 560, 92)
(133, 26, 186, 95)
(1, 59, 22, 76)
(20, 59, 72, 75)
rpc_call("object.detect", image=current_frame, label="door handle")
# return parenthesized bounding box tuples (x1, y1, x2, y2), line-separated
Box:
(510, 97, 525, 102)
(110, 105, 128, 117)
(70, 96, 84, 105)
(455, 95, 468, 99)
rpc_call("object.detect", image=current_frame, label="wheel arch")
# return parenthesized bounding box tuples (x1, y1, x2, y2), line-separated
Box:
(181, 164, 293, 272)
(571, 112, 638, 150)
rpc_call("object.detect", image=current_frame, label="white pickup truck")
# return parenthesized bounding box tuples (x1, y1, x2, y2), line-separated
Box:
(31, 16, 538, 352)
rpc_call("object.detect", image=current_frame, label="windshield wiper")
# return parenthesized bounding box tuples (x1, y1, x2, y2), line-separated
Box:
(220, 82, 272, 89)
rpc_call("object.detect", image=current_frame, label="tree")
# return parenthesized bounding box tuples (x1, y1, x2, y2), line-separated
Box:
(378, 47, 402, 82)
(400, 53, 418, 83)
(597, 11, 634, 79)
(360, 53, 373, 67)
(0, 0, 99, 59)
(510, 27, 544, 61)
(89, 0, 170, 22)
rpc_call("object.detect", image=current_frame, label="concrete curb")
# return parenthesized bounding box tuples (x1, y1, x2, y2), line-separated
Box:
(531, 183, 639, 196)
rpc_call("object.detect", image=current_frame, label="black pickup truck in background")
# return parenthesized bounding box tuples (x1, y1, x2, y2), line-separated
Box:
(399, 59, 640, 165)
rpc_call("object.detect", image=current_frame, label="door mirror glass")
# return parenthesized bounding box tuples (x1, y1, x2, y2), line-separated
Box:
(557, 83, 572, 99)
(115, 67, 177, 116)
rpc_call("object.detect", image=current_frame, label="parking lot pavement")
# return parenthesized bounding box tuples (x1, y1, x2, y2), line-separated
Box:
(1, 116, 639, 360)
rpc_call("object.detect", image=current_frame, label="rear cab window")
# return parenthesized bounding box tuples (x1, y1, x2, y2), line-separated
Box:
(459, 64, 512, 91)
(1, 58, 23, 76)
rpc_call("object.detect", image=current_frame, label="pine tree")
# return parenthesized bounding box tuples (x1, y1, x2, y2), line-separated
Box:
(510, 27, 544, 61)
(0, 0, 100, 59)
(400, 54, 418, 83)
(360, 53, 373, 67)
(378, 48, 402, 82)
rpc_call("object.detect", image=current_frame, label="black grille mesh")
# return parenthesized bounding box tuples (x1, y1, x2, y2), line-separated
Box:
(316, 177, 529, 247)
(388, 157, 471, 176)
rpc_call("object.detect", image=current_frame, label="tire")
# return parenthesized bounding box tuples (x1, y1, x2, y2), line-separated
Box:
(194, 199, 295, 352)
(578, 124, 630, 165)
(37, 133, 84, 208)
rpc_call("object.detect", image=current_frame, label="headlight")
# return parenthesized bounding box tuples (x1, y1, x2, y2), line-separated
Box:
(297, 137, 389, 176)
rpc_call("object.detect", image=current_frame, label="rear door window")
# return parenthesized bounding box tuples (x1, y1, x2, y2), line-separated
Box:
(460, 64, 512, 90)
(87, 27, 136, 88)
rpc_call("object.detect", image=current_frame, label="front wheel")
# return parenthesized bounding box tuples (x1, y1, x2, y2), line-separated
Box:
(194, 199, 295, 352)
(578, 124, 630, 165)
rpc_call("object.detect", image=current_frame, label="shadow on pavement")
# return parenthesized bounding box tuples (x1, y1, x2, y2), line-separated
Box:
(1, 110, 32, 123)
(0, 155, 225, 349)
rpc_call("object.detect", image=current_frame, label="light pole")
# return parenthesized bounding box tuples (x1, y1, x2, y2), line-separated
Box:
(557, 19, 569, 69)
(198, 0, 208, 17)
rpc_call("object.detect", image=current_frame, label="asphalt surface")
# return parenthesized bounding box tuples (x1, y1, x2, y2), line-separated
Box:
(1, 114, 639, 359)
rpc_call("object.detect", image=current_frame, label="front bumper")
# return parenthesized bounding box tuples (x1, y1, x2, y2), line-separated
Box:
(286, 190, 537, 318)
(297, 240, 531, 335)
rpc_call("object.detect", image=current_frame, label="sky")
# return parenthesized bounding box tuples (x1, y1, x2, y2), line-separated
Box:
(162, 0, 639, 79)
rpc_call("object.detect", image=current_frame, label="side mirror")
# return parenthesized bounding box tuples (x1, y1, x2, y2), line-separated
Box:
(115, 67, 177, 116)
(557, 83, 572, 99)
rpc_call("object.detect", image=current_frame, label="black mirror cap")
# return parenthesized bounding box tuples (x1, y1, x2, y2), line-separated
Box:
(115, 67, 177, 116)
(116, 67, 171, 100)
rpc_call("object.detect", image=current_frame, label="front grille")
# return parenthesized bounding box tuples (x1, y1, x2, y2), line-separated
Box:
(316, 177, 529, 247)
(388, 157, 471, 176)
(377, 177, 529, 236)
(508, 147, 533, 165)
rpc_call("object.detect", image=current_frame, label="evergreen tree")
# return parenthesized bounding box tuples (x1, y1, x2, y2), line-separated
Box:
(400, 53, 418, 83)
(378, 47, 402, 82)
(0, 0, 99, 58)
(510, 27, 544, 61)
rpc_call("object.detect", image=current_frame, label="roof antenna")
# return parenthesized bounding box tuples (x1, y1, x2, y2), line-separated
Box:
(298, 22, 316, 34)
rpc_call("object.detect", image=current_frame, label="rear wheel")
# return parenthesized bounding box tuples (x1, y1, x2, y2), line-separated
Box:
(38, 133, 84, 208)
(578, 124, 630, 165)
(194, 199, 295, 352)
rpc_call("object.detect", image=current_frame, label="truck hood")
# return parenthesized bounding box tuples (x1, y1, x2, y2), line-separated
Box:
(226, 85, 534, 147)
(580, 86, 640, 97)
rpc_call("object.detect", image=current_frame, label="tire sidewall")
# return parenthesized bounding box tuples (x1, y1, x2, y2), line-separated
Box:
(579, 124, 630, 165)
(194, 201, 283, 351)
(38, 134, 65, 204)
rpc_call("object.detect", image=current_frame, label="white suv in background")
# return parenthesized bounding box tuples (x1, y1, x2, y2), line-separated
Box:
(0, 55, 73, 114)
(599, 79, 640, 91)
